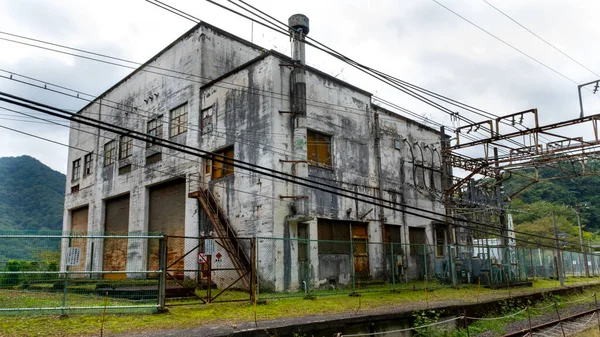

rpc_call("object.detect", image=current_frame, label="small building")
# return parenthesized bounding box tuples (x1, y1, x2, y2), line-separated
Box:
(62, 16, 449, 291)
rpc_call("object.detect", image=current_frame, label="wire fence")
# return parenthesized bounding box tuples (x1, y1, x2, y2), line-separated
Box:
(0, 231, 163, 314)
(255, 237, 600, 299)
(2, 231, 600, 314)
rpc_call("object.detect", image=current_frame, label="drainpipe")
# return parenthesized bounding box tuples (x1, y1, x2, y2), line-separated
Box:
(374, 111, 385, 264)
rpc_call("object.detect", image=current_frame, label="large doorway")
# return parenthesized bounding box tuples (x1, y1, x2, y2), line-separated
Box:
(148, 179, 186, 277)
(103, 194, 130, 279)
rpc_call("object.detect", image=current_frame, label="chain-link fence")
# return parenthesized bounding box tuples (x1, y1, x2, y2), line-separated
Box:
(163, 236, 254, 304)
(0, 231, 163, 314)
(3, 232, 599, 312)
(256, 237, 600, 299)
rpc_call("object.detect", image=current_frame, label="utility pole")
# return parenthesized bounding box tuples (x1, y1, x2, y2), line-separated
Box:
(494, 148, 509, 281)
(553, 212, 565, 286)
(574, 204, 590, 277)
(578, 79, 600, 118)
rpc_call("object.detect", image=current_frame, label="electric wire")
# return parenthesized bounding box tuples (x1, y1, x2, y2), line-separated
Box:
(482, 0, 600, 79)
(0, 91, 590, 249)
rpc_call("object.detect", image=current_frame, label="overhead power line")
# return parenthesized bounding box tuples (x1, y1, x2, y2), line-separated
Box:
(147, 1, 524, 144)
(431, 0, 592, 87)
(0, 91, 588, 249)
(482, 0, 600, 79)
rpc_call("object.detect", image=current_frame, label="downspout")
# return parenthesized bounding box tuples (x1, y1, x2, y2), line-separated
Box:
(373, 111, 385, 263)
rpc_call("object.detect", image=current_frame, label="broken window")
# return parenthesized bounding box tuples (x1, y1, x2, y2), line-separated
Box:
(211, 146, 234, 180)
(307, 130, 332, 168)
(72, 158, 81, 181)
(435, 228, 446, 257)
(119, 135, 132, 159)
(201, 106, 213, 135)
(146, 116, 163, 147)
(104, 141, 116, 166)
(169, 104, 188, 137)
(83, 153, 93, 176)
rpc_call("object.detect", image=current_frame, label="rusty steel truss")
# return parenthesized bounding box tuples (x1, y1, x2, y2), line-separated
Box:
(444, 108, 600, 197)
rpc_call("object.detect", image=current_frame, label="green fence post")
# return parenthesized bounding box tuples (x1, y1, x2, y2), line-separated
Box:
(158, 236, 167, 311)
(306, 237, 311, 296)
(61, 235, 71, 316)
(256, 238, 260, 301)
(391, 242, 396, 291)
(423, 244, 428, 288)
(449, 244, 455, 286)
(350, 238, 356, 294)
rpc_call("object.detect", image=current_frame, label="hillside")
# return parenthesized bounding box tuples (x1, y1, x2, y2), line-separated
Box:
(0, 156, 65, 231)
(504, 161, 600, 232)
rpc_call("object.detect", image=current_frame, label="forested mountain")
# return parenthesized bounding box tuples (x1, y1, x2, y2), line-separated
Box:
(0, 156, 65, 231)
(504, 161, 600, 232)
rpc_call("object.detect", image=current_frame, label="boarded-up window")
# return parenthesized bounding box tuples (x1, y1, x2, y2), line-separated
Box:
(384, 224, 403, 255)
(169, 104, 188, 137)
(307, 130, 332, 168)
(435, 228, 446, 257)
(103, 194, 130, 279)
(211, 146, 234, 180)
(317, 219, 350, 254)
(409, 227, 426, 255)
(146, 152, 162, 165)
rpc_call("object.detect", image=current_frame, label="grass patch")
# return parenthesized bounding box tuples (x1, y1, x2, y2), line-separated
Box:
(0, 278, 599, 337)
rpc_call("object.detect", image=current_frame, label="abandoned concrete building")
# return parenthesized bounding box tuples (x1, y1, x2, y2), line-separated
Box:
(62, 15, 448, 291)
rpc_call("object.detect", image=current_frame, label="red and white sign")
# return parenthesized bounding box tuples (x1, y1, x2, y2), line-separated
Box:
(198, 252, 207, 264)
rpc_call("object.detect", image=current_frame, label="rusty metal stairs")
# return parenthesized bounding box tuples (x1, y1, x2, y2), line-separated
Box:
(188, 188, 252, 288)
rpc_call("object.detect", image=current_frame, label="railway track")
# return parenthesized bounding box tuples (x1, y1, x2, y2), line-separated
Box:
(501, 308, 600, 337)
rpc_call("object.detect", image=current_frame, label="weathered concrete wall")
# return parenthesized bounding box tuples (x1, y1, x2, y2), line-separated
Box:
(62, 23, 446, 288)
(200, 53, 446, 290)
(62, 23, 262, 274)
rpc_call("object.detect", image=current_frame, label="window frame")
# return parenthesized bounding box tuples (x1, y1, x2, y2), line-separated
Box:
(104, 141, 116, 166)
(119, 135, 133, 159)
(146, 116, 163, 147)
(435, 228, 446, 257)
(211, 146, 234, 180)
(83, 153, 93, 176)
(307, 129, 332, 168)
(71, 158, 81, 182)
(169, 104, 188, 138)
(201, 106, 213, 135)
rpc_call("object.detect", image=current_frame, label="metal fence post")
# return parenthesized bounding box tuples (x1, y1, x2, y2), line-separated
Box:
(158, 236, 167, 311)
(423, 244, 428, 288)
(251, 237, 257, 302)
(350, 238, 356, 294)
(390, 242, 396, 291)
(463, 310, 470, 337)
(61, 234, 71, 315)
(306, 237, 311, 296)
(449, 244, 455, 286)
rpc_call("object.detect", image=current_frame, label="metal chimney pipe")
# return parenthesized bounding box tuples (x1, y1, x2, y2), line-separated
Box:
(288, 14, 309, 64)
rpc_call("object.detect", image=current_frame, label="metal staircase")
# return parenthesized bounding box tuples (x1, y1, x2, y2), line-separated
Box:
(188, 188, 252, 288)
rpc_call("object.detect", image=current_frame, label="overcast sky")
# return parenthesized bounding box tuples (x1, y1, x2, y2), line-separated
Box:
(1, 0, 599, 174)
